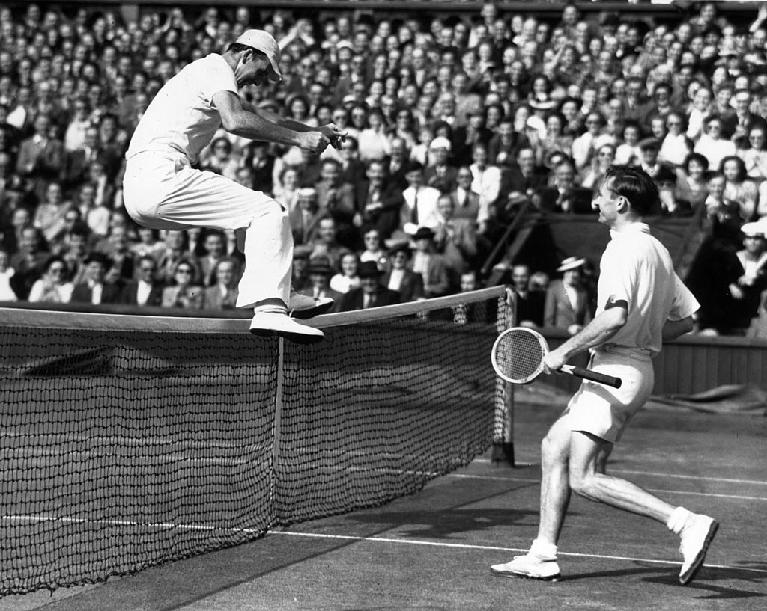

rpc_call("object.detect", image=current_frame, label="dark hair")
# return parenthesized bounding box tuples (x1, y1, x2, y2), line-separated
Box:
(603, 165, 659, 217)
(684, 152, 709, 172)
(719, 155, 747, 181)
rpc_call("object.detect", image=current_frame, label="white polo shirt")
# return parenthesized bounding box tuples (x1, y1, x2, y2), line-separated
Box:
(126, 54, 239, 164)
(597, 223, 699, 355)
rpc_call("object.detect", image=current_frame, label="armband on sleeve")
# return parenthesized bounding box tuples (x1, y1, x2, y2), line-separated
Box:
(604, 296, 628, 310)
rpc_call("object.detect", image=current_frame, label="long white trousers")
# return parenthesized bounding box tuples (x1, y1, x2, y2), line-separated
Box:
(123, 152, 293, 309)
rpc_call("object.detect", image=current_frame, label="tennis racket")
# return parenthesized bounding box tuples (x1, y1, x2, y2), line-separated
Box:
(491, 327, 622, 388)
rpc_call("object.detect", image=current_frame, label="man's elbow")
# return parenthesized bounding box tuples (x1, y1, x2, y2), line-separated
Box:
(605, 307, 627, 332)
(221, 111, 246, 135)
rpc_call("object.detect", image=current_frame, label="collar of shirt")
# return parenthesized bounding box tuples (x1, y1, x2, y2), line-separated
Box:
(609, 222, 650, 240)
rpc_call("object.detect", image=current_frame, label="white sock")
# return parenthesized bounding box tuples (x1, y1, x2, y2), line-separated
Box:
(667, 506, 693, 535)
(529, 538, 558, 559)
(253, 304, 288, 315)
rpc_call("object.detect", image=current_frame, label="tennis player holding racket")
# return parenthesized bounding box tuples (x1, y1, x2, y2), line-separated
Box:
(491, 166, 718, 584)
(124, 30, 344, 343)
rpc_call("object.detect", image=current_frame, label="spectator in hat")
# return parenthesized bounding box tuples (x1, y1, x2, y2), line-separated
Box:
(638, 137, 674, 185)
(298, 255, 343, 304)
(544, 256, 593, 334)
(424, 136, 458, 194)
(291, 244, 313, 292)
(338, 260, 400, 311)
(70, 252, 121, 305)
(411, 226, 450, 298)
(381, 240, 424, 302)
(290, 187, 323, 246)
(731, 219, 767, 332)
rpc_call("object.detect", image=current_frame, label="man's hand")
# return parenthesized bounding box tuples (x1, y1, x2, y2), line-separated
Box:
(298, 131, 331, 154)
(543, 348, 566, 374)
(318, 123, 347, 148)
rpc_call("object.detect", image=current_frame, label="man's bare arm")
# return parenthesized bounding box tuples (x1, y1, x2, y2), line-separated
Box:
(551, 303, 627, 362)
(213, 91, 325, 150)
(662, 316, 695, 342)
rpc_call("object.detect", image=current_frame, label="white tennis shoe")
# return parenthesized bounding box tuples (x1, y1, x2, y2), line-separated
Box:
(249, 311, 324, 344)
(490, 554, 561, 581)
(288, 293, 334, 319)
(678, 514, 718, 585)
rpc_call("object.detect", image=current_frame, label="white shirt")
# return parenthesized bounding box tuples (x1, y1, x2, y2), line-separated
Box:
(597, 223, 699, 355)
(126, 54, 239, 163)
(694, 135, 736, 172)
(469, 164, 501, 225)
(402, 186, 441, 229)
(136, 279, 152, 306)
(88, 280, 103, 305)
(0, 268, 16, 301)
(387, 268, 405, 291)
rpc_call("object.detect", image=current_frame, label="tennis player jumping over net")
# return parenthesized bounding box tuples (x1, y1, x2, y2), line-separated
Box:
(123, 30, 344, 342)
(491, 166, 718, 584)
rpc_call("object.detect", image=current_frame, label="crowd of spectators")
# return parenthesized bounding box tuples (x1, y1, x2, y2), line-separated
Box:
(1, 2, 767, 333)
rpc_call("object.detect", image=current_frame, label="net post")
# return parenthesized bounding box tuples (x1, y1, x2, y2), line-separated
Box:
(492, 287, 516, 467)
(269, 337, 285, 514)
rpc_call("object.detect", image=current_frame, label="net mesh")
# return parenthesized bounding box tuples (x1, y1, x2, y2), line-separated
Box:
(0, 289, 507, 594)
(493, 329, 546, 383)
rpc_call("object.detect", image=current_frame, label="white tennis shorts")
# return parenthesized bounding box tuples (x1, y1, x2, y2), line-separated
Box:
(123, 151, 293, 309)
(562, 344, 655, 443)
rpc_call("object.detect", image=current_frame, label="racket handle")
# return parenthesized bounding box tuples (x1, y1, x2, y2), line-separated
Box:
(562, 365, 623, 389)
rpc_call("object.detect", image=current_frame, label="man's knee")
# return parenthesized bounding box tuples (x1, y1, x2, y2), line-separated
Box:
(541, 425, 570, 465)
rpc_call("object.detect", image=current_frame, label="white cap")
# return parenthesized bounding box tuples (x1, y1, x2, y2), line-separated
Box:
(235, 29, 282, 81)
(557, 256, 586, 272)
(742, 219, 767, 238)
(429, 136, 452, 150)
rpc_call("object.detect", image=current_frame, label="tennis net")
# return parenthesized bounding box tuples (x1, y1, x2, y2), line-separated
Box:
(0, 286, 509, 594)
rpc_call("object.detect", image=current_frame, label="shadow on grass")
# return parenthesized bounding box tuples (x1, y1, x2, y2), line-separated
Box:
(566, 564, 765, 600)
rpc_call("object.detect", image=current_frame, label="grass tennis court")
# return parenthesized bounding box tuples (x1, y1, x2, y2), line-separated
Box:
(2, 394, 765, 611)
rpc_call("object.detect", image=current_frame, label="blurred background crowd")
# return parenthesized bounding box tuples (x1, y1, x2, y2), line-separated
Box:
(1, 1, 767, 334)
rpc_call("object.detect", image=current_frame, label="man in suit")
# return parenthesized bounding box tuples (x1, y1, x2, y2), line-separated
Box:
(503, 263, 545, 328)
(433, 193, 477, 277)
(535, 158, 593, 214)
(410, 227, 451, 297)
(337, 135, 368, 186)
(423, 136, 458, 194)
(70, 252, 122, 305)
(289, 188, 324, 246)
(15, 113, 65, 193)
(339, 260, 400, 311)
(449, 166, 481, 224)
(203, 257, 240, 310)
(197, 229, 228, 287)
(120, 254, 164, 307)
(381, 241, 424, 302)
(297, 255, 343, 304)
(353, 159, 404, 241)
(544, 256, 593, 334)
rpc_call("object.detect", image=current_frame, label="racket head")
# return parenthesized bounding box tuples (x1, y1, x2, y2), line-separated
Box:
(491, 327, 548, 384)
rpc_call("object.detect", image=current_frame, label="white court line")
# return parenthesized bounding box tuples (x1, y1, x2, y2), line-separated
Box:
(4, 514, 764, 577)
(445, 473, 767, 501)
(271, 530, 767, 575)
(475, 458, 767, 486)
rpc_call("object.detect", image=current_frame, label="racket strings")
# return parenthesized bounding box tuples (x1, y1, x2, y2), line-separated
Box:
(495, 330, 546, 382)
